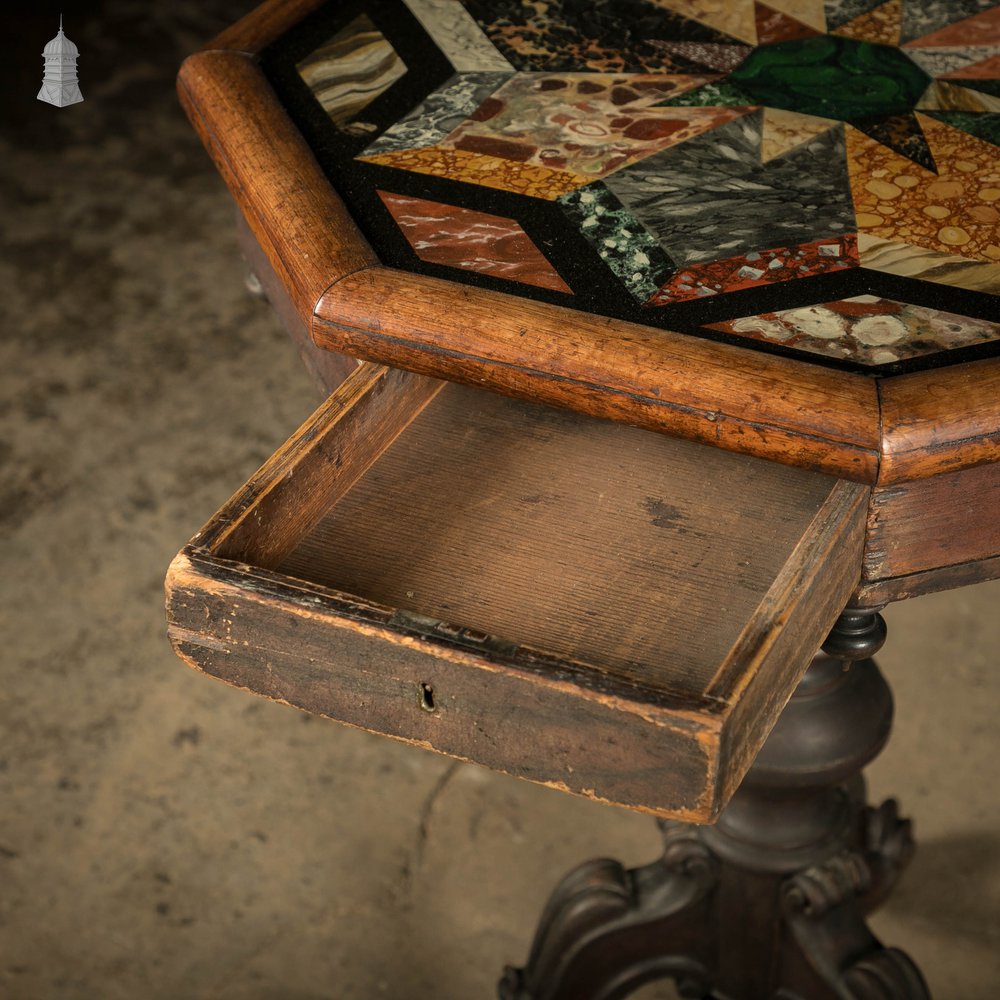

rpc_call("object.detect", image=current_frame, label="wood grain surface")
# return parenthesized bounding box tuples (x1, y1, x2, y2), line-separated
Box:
(166, 363, 868, 820)
(855, 553, 1000, 608)
(167, 551, 722, 822)
(878, 358, 1000, 483)
(865, 460, 1000, 580)
(208, 365, 443, 567)
(177, 50, 376, 325)
(314, 268, 882, 482)
(850, 458, 1000, 606)
(279, 381, 845, 695)
(204, 0, 327, 55)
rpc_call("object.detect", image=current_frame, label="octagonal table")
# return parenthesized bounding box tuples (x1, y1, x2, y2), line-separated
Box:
(166, 2, 1000, 997)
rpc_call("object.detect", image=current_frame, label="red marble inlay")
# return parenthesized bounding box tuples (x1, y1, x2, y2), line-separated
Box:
(378, 191, 572, 293)
(902, 7, 1000, 48)
(941, 52, 1000, 80)
(647, 235, 859, 304)
(754, 3, 820, 46)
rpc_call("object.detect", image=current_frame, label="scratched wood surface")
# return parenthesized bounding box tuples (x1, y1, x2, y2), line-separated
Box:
(280, 381, 843, 694)
(166, 363, 867, 821)
(854, 459, 1000, 607)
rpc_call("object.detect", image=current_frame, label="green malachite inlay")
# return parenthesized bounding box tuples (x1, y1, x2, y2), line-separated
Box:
(923, 111, 1000, 148)
(729, 37, 930, 120)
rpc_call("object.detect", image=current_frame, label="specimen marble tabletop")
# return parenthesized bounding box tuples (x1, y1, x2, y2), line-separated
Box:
(176, 0, 1000, 607)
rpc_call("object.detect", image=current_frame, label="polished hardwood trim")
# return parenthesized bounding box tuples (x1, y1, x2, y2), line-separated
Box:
(314, 268, 882, 482)
(177, 50, 376, 325)
(878, 357, 1000, 484)
(203, 0, 328, 55)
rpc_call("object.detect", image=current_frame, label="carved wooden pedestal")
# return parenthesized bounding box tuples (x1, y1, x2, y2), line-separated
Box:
(499, 611, 931, 1000)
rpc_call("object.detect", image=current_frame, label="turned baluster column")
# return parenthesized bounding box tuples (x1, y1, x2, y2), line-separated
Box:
(500, 609, 930, 1000)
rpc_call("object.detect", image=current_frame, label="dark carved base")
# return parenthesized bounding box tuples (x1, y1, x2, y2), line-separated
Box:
(500, 612, 931, 1000)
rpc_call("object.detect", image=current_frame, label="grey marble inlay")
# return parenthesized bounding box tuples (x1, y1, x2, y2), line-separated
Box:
(903, 45, 1000, 78)
(364, 73, 512, 155)
(823, 0, 883, 31)
(402, 0, 514, 71)
(605, 113, 855, 267)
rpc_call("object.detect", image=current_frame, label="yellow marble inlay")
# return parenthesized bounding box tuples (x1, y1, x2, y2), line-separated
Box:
(830, 0, 902, 46)
(360, 146, 592, 200)
(917, 80, 1000, 114)
(761, 107, 838, 162)
(858, 234, 1000, 293)
(847, 116, 1000, 264)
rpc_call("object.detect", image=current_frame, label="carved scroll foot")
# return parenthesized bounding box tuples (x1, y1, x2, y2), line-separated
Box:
(501, 610, 932, 1000)
(779, 850, 930, 1000)
(499, 827, 716, 1000)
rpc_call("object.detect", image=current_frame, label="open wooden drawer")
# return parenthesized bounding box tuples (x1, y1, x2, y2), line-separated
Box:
(166, 363, 867, 823)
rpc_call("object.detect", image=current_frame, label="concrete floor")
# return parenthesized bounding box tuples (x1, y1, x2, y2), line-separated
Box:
(1, 3, 998, 998)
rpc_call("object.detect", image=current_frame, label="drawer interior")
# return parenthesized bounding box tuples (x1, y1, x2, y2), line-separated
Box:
(278, 381, 836, 696)
(168, 364, 867, 821)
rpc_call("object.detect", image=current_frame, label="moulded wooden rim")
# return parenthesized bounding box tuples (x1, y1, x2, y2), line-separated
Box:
(178, 3, 1000, 489)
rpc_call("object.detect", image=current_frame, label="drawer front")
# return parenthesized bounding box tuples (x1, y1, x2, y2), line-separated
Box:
(166, 363, 867, 822)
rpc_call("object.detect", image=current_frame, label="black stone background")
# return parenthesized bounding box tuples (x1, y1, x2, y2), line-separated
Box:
(261, 0, 1000, 377)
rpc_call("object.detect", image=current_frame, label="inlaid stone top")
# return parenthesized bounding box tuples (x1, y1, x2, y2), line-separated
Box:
(260, 0, 1000, 373)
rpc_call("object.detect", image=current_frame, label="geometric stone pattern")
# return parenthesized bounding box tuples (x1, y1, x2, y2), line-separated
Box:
(291, 0, 1000, 369)
(705, 294, 1000, 364)
(296, 14, 406, 131)
(376, 192, 572, 293)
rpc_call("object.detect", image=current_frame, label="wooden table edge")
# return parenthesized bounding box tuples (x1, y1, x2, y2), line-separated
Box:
(177, 48, 376, 322)
(176, 23, 999, 488)
(313, 267, 883, 482)
(201, 0, 328, 56)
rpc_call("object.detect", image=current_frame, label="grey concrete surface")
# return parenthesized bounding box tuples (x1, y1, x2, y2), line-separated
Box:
(1, 4, 998, 999)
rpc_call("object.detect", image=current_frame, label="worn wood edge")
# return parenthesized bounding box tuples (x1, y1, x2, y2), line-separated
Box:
(164, 549, 725, 820)
(313, 268, 881, 482)
(853, 552, 1000, 607)
(707, 479, 869, 812)
(205, 364, 444, 564)
(202, 0, 326, 55)
(177, 49, 376, 324)
(877, 357, 1000, 484)
(862, 461, 1000, 581)
(168, 549, 727, 718)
